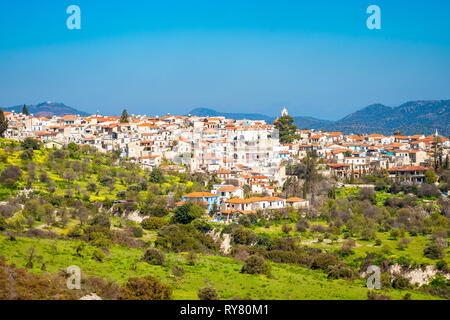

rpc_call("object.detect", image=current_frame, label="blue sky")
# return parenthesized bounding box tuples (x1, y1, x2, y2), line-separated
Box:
(0, 0, 449, 119)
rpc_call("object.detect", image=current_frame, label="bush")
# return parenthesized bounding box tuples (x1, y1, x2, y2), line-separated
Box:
(327, 263, 355, 280)
(310, 224, 327, 233)
(0, 165, 22, 188)
(93, 249, 105, 262)
(418, 184, 441, 198)
(120, 276, 172, 300)
(295, 219, 309, 232)
(397, 237, 411, 250)
(391, 274, 410, 289)
(281, 223, 292, 234)
(198, 286, 220, 300)
(128, 226, 143, 238)
(186, 252, 197, 266)
(436, 260, 448, 272)
(141, 247, 166, 265)
(21, 138, 41, 150)
(424, 243, 445, 259)
(171, 265, 185, 279)
(231, 226, 257, 245)
(241, 255, 271, 276)
(90, 214, 111, 229)
(238, 215, 251, 227)
(340, 239, 356, 255)
(20, 149, 34, 160)
(358, 187, 376, 204)
(310, 253, 340, 271)
(141, 217, 168, 230)
(367, 291, 391, 300)
(148, 205, 169, 217)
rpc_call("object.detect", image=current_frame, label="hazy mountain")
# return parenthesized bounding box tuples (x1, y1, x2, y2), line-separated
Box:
(325, 100, 450, 136)
(3, 102, 90, 117)
(2, 100, 448, 136)
(188, 107, 332, 130)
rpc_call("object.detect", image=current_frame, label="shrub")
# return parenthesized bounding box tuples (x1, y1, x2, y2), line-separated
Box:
(367, 291, 391, 300)
(238, 215, 251, 227)
(120, 276, 172, 300)
(86, 182, 97, 192)
(83, 225, 112, 248)
(295, 219, 309, 232)
(417, 184, 441, 198)
(20, 149, 34, 160)
(281, 223, 292, 234)
(310, 224, 327, 233)
(241, 255, 271, 276)
(327, 263, 355, 280)
(397, 237, 411, 250)
(141, 247, 166, 265)
(171, 265, 185, 279)
(21, 138, 41, 150)
(424, 243, 445, 259)
(186, 252, 197, 266)
(340, 239, 356, 255)
(0, 217, 8, 231)
(436, 260, 448, 272)
(358, 187, 376, 204)
(310, 253, 340, 271)
(128, 226, 143, 238)
(148, 205, 169, 217)
(93, 249, 106, 262)
(391, 274, 410, 289)
(0, 165, 22, 188)
(231, 226, 257, 245)
(198, 286, 220, 300)
(141, 217, 168, 230)
(90, 214, 111, 229)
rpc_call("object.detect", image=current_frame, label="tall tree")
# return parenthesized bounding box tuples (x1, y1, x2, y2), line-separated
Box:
(120, 109, 129, 123)
(0, 108, 8, 138)
(274, 115, 299, 143)
(22, 104, 29, 116)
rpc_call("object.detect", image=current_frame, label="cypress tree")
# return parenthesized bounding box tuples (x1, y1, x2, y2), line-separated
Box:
(0, 108, 8, 138)
(23, 104, 29, 115)
(120, 109, 129, 123)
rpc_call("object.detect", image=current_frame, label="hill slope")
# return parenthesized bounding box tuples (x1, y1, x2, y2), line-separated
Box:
(3, 102, 90, 117)
(326, 100, 450, 136)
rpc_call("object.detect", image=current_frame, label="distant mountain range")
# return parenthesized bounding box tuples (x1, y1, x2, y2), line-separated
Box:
(190, 100, 450, 136)
(3, 102, 90, 117)
(326, 100, 449, 136)
(1, 100, 448, 136)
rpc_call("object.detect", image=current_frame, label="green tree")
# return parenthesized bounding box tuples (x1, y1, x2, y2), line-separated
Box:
(21, 138, 40, 150)
(120, 109, 129, 123)
(425, 170, 438, 184)
(149, 168, 165, 184)
(22, 104, 29, 115)
(274, 115, 298, 143)
(171, 203, 204, 224)
(0, 108, 9, 138)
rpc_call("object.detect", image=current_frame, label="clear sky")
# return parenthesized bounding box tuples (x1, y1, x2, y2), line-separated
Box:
(0, 0, 449, 119)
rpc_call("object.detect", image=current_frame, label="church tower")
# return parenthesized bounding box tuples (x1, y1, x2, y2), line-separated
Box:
(281, 107, 288, 117)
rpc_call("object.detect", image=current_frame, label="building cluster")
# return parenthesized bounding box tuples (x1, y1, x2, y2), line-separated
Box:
(3, 109, 448, 222)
